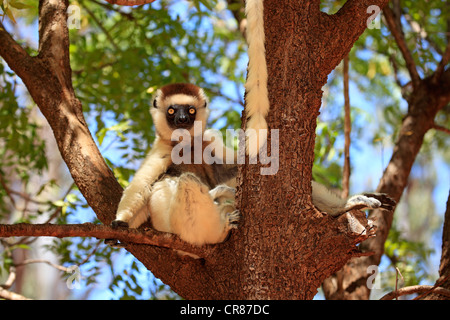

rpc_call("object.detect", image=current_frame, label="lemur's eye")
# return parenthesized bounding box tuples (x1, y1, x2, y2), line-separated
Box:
(189, 107, 196, 115)
(167, 107, 175, 115)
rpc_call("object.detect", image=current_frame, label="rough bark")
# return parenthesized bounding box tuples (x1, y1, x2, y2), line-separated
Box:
(0, 0, 390, 299)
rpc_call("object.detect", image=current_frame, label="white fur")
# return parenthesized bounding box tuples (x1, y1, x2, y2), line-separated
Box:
(244, 0, 270, 157)
(114, 84, 239, 247)
(161, 93, 200, 107)
(245, 113, 268, 158)
(115, 137, 172, 224)
(156, 173, 236, 245)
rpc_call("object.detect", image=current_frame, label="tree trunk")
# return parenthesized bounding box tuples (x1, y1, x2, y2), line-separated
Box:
(423, 191, 450, 300)
(231, 0, 389, 299)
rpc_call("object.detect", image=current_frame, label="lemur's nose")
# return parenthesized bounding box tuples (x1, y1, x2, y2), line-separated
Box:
(178, 114, 188, 123)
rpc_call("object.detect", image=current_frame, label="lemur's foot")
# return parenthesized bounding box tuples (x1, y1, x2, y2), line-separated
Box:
(221, 210, 240, 243)
(104, 238, 128, 248)
(105, 220, 129, 248)
(345, 193, 396, 212)
(111, 220, 129, 229)
(226, 210, 240, 228)
(363, 193, 396, 211)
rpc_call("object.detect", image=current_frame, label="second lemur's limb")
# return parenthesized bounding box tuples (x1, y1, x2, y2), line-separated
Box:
(311, 181, 395, 216)
(113, 138, 172, 227)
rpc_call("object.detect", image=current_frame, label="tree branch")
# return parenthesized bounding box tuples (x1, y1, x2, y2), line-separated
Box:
(0, 21, 36, 83)
(103, 0, 156, 6)
(403, 12, 444, 56)
(433, 123, 450, 135)
(319, 0, 390, 79)
(0, 223, 211, 258)
(433, 42, 450, 84)
(342, 55, 351, 199)
(226, 0, 246, 38)
(14, 259, 74, 273)
(84, 4, 120, 51)
(380, 285, 450, 300)
(333, 0, 388, 26)
(383, 4, 421, 89)
(0, 287, 31, 300)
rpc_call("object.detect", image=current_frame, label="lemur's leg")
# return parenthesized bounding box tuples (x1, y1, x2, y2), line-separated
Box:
(166, 173, 239, 245)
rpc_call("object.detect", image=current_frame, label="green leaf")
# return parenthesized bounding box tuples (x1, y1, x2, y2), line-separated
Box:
(9, 0, 34, 9)
(5, 7, 16, 23)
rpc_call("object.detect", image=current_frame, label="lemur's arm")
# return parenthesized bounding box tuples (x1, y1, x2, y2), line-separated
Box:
(311, 181, 395, 216)
(114, 138, 172, 225)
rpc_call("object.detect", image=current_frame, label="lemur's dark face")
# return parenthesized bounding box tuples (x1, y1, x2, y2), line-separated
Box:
(150, 83, 209, 140)
(166, 104, 197, 129)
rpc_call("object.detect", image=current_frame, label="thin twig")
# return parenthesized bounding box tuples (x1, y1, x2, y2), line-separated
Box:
(433, 42, 450, 84)
(395, 267, 404, 300)
(383, 4, 421, 89)
(0, 267, 17, 290)
(432, 123, 450, 135)
(104, 0, 156, 5)
(14, 259, 72, 273)
(83, 4, 120, 52)
(89, 0, 135, 20)
(0, 174, 17, 209)
(342, 55, 351, 199)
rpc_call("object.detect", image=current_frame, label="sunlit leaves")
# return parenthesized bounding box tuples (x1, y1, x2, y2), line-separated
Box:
(0, 0, 36, 23)
(0, 65, 47, 184)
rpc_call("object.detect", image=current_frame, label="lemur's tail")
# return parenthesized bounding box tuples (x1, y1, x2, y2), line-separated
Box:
(244, 0, 269, 157)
